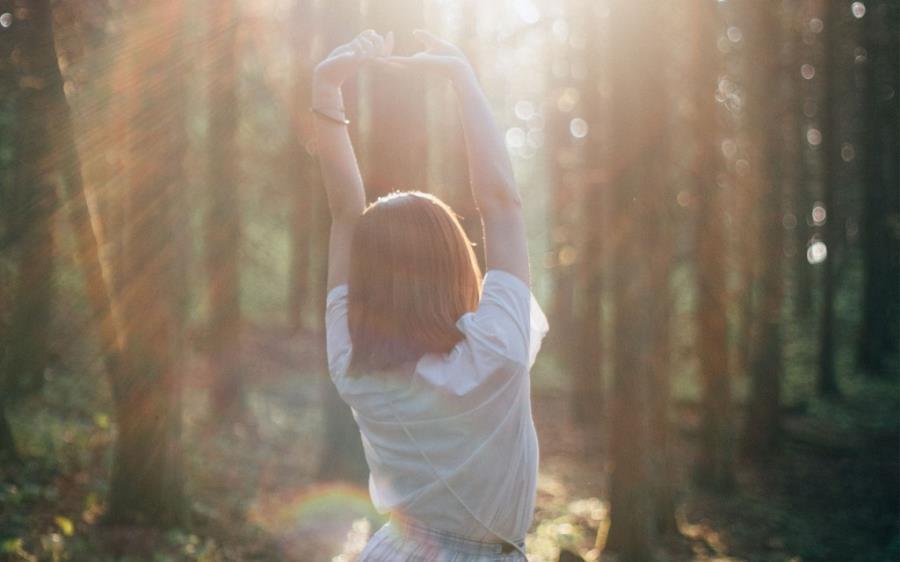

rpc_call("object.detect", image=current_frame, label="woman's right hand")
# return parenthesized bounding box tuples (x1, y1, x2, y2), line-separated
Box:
(314, 30, 395, 89)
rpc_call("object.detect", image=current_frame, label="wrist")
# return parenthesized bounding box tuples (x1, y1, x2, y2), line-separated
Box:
(312, 79, 344, 108)
(313, 67, 344, 92)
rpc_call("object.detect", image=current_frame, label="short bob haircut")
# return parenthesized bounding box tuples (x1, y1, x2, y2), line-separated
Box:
(347, 191, 482, 375)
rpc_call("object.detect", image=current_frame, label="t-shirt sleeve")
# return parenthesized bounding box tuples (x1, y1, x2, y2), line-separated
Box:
(325, 284, 352, 379)
(455, 269, 550, 373)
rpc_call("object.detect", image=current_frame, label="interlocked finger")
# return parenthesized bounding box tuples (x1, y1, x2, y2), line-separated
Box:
(357, 35, 376, 57)
(362, 29, 384, 55)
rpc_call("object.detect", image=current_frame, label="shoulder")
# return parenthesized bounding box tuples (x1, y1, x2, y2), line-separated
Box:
(417, 269, 549, 394)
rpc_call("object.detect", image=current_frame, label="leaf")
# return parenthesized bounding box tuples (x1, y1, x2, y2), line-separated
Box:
(1, 538, 23, 553)
(94, 413, 110, 429)
(54, 515, 74, 536)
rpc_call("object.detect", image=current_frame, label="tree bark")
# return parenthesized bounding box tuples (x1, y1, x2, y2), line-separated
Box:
(740, 0, 785, 461)
(106, 0, 189, 527)
(693, 0, 735, 492)
(570, 0, 605, 427)
(0, 405, 17, 463)
(206, 0, 245, 424)
(817, 0, 841, 397)
(4, 0, 61, 400)
(604, 0, 665, 557)
(857, 0, 900, 374)
(286, 0, 319, 332)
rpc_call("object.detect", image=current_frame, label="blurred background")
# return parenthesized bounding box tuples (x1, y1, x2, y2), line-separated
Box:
(0, 0, 897, 560)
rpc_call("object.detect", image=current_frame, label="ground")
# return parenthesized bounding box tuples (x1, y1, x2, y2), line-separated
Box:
(1, 325, 898, 562)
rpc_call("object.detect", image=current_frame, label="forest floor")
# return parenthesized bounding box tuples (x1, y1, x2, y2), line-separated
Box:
(1, 324, 898, 562)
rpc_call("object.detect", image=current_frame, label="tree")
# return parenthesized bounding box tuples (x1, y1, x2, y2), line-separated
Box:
(791, 2, 816, 319)
(206, 0, 246, 424)
(857, 0, 900, 375)
(604, 0, 669, 557)
(3, 0, 59, 405)
(105, 0, 190, 526)
(740, 0, 785, 461)
(566, 0, 606, 428)
(693, 0, 735, 492)
(286, 0, 322, 332)
(817, 0, 841, 397)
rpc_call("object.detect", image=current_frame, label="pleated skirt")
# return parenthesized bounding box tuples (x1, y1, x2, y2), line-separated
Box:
(357, 520, 527, 562)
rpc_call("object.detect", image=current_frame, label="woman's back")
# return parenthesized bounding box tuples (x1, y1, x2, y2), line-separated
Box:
(326, 269, 549, 542)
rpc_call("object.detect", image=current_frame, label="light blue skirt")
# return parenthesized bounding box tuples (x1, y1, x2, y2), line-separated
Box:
(358, 520, 527, 561)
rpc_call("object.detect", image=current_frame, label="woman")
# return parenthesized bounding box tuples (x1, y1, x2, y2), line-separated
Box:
(312, 28, 549, 561)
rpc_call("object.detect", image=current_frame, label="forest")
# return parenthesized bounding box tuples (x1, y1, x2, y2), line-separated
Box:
(0, 0, 898, 561)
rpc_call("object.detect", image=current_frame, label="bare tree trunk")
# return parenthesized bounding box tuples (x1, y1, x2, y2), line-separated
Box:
(106, 0, 189, 526)
(0, 405, 16, 463)
(740, 0, 785, 461)
(857, 0, 900, 374)
(4, 0, 60, 400)
(604, 0, 664, 558)
(206, 0, 245, 424)
(570, 0, 605, 427)
(286, 0, 319, 332)
(817, 0, 841, 397)
(694, 0, 735, 492)
(792, 4, 815, 319)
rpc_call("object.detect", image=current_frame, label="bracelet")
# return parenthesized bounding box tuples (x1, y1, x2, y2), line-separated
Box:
(310, 106, 350, 125)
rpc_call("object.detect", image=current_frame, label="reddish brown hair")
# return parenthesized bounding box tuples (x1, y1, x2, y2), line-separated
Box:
(347, 191, 482, 375)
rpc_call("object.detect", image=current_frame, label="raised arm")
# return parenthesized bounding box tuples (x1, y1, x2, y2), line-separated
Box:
(391, 31, 531, 286)
(312, 30, 394, 291)
(452, 61, 530, 286)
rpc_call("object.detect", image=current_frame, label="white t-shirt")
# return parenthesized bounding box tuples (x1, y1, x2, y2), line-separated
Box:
(325, 269, 550, 543)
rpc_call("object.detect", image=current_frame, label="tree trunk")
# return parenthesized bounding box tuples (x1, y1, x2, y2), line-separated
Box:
(817, 0, 841, 397)
(286, 0, 319, 332)
(571, 0, 605, 427)
(693, 0, 735, 492)
(106, 0, 189, 527)
(857, 0, 900, 374)
(0, 405, 17, 463)
(792, 0, 815, 319)
(206, 0, 245, 424)
(31, 0, 125, 377)
(604, 0, 664, 558)
(4, 0, 61, 400)
(740, 0, 785, 461)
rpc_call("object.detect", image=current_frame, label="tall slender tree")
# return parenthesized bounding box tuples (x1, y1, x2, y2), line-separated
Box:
(571, 0, 605, 428)
(740, 0, 786, 461)
(4, 0, 59, 402)
(857, 0, 900, 374)
(817, 0, 841, 397)
(286, 0, 320, 332)
(693, 0, 735, 492)
(106, 0, 190, 526)
(206, 0, 246, 423)
(604, 0, 668, 557)
(792, 2, 816, 319)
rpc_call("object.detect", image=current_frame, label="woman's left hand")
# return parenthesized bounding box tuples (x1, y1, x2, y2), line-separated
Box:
(314, 29, 395, 89)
